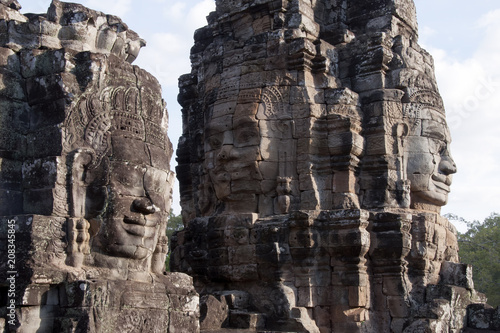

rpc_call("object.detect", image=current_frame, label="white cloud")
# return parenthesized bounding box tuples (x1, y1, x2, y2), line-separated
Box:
(186, 0, 215, 31)
(162, 0, 214, 31)
(135, 32, 191, 88)
(19, 0, 49, 14)
(163, 2, 187, 22)
(82, 0, 133, 17)
(418, 25, 436, 45)
(20, 0, 133, 17)
(477, 9, 500, 28)
(433, 10, 500, 225)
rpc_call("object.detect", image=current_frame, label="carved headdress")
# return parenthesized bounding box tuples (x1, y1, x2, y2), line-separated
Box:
(403, 89, 445, 133)
(64, 84, 166, 167)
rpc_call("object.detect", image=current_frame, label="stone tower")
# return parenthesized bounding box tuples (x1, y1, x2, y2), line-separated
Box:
(0, 1, 198, 331)
(172, 0, 497, 332)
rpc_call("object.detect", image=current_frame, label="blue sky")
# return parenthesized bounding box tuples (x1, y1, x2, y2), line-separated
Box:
(18, 0, 500, 231)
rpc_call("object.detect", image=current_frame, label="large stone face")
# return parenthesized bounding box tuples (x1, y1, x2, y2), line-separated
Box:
(172, 0, 495, 332)
(0, 1, 198, 332)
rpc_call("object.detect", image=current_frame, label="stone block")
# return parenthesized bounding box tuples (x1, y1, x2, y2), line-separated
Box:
(364, 133, 393, 156)
(232, 264, 258, 282)
(220, 290, 250, 310)
(16, 305, 58, 333)
(0, 99, 30, 133)
(467, 304, 495, 330)
(199, 294, 229, 330)
(440, 262, 474, 290)
(20, 284, 50, 307)
(383, 276, 407, 297)
(0, 68, 25, 101)
(25, 74, 68, 105)
(0, 189, 23, 215)
(213, 100, 238, 118)
(333, 171, 357, 193)
(19, 49, 69, 78)
(314, 306, 331, 328)
(387, 296, 410, 318)
(228, 244, 256, 265)
(349, 286, 368, 307)
(0, 157, 22, 189)
(208, 248, 229, 266)
(22, 157, 59, 190)
(313, 286, 333, 306)
(352, 72, 385, 92)
(169, 310, 199, 333)
(229, 311, 266, 329)
(289, 228, 319, 248)
(300, 190, 320, 210)
(433, 224, 447, 261)
(224, 227, 250, 246)
(26, 125, 62, 158)
(23, 188, 55, 215)
(0, 46, 19, 72)
(297, 287, 314, 307)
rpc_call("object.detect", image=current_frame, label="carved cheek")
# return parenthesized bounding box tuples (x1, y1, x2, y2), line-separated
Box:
(205, 151, 217, 170)
(144, 167, 171, 212)
(107, 196, 134, 217)
(211, 172, 231, 199)
(407, 152, 435, 176)
(234, 127, 260, 148)
(108, 162, 146, 197)
(409, 174, 432, 192)
(407, 152, 435, 192)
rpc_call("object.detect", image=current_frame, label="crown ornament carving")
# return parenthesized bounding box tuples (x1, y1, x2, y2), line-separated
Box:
(64, 84, 166, 167)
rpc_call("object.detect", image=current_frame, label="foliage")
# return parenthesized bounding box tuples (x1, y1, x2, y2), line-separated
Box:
(165, 210, 184, 271)
(166, 209, 184, 239)
(447, 213, 500, 307)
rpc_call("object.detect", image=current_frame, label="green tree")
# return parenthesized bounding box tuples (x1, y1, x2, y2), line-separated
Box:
(165, 209, 184, 271)
(166, 209, 184, 239)
(447, 213, 500, 307)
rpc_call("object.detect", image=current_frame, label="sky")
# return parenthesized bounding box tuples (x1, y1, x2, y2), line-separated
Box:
(17, 0, 500, 231)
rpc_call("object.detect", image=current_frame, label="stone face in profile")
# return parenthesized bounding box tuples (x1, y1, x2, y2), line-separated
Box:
(404, 91, 457, 208)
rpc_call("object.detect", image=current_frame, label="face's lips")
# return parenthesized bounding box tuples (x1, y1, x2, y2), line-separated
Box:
(122, 215, 158, 237)
(431, 174, 451, 193)
(121, 222, 156, 238)
(123, 215, 157, 227)
(211, 168, 230, 183)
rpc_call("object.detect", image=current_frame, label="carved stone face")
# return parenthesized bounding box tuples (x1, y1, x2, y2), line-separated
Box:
(87, 136, 171, 261)
(406, 110, 457, 207)
(204, 111, 263, 212)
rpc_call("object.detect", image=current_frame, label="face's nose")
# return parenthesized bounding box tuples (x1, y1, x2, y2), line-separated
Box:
(133, 198, 157, 215)
(439, 155, 457, 175)
(217, 145, 235, 161)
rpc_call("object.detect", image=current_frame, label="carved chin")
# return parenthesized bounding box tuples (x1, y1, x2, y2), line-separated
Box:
(409, 175, 451, 207)
(106, 244, 152, 260)
(413, 189, 448, 206)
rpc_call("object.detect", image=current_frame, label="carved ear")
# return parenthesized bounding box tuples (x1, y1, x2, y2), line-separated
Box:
(68, 149, 94, 218)
(396, 123, 409, 139)
(395, 123, 409, 155)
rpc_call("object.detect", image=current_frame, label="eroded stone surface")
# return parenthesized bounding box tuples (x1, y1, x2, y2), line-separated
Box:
(172, 0, 497, 332)
(0, 1, 198, 332)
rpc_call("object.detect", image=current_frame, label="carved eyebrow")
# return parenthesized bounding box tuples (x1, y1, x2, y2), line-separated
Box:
(233, 115, 258, 128)
(421, 120, 446, 141)
(205, 115, 233, 134)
